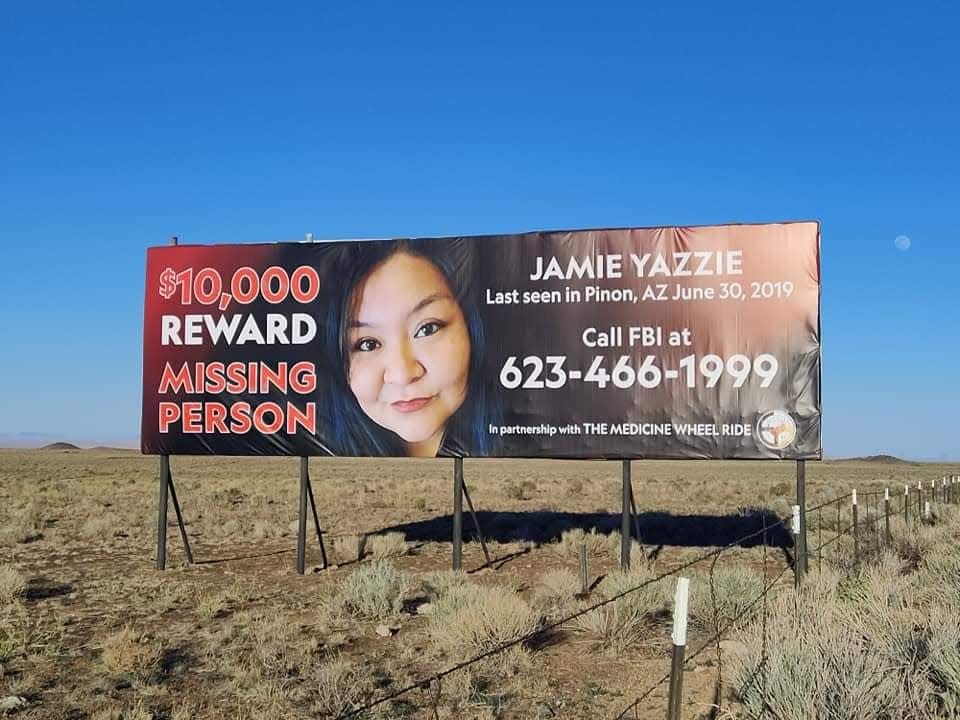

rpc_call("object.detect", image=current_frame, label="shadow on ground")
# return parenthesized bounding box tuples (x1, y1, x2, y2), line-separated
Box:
(373, 508, 792, 550)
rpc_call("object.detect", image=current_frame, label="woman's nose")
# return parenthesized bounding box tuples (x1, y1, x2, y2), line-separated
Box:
(383, 340, 424, 385)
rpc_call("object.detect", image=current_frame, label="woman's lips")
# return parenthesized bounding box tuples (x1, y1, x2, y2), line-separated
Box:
(391, 396, 434, 413)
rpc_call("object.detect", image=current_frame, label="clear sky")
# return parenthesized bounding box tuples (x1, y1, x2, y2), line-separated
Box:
(0, 2, 957, 459)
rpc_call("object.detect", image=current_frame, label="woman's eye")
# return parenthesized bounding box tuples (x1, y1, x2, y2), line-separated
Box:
(353, 338, 380, 352)
(414, 321, 443, 339)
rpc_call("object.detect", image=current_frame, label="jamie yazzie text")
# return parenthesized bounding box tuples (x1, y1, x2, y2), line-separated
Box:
(153, 264, 319, 436)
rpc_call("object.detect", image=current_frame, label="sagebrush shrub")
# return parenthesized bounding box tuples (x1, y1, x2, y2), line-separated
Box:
(687, 565, 766, 632)
(572, 567, 669, 652)
(331, 561, 411, 620)
(533, 569, 580, 618)
(429, 584, 541, 659)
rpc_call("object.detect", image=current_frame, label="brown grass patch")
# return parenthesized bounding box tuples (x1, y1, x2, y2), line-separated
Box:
(100, 625, 162, 678)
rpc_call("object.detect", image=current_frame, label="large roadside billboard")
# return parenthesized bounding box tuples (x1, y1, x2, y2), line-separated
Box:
(141, 222, 821, 459)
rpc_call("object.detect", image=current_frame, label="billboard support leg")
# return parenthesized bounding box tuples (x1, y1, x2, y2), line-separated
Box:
(157, 456, 170, 570)
(157, 456, 192, 570)
(167, 468, 193, 565)
(621, 460, 632, 570)
(303, 457, 328, 570)
(795, 460, 807, 579)
(629, 480, 645, 556)
(296, 457, 308, 575)
(461, 479, 492, 570)
(453, 458, 463, 571)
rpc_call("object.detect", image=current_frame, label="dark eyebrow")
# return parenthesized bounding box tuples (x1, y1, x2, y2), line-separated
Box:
(348, 292, 451, 329)
(409, 292, 450, 316)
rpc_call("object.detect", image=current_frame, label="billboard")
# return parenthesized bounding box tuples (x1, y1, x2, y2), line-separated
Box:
(141, 222, 821, 459)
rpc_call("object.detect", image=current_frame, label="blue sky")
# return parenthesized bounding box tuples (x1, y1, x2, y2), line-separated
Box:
(0, 2, 957, 459)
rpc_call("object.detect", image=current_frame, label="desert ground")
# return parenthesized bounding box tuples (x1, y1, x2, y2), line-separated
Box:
(1, 448, 957, 719)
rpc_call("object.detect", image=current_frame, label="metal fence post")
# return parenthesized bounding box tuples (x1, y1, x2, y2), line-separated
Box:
(796, 460, 808, 576)
(579, 543, 589, 596)
(792, 504, 802, 588)
(852, 490, 860, 571)
(667, 577, 690, 720)
(884, 488, 891, 547)
(904, 485, 910, 525)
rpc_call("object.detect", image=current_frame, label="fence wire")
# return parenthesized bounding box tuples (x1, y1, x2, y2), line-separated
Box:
(337, 476, 956, 720)
(338, 517, 788, 719)
(612, 544, 792, 718)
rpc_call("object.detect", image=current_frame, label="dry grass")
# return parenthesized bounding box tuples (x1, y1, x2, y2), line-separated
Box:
(0, 448, 957, 719)
(195, 591, 227, 619)
(223, 611, 322, 682)
(532, 568, 581, 618)
(90, 701, 154, 720)
(0, 604, 64, 663)
(331, 534, 366, 564)
(100, 625, 162, 678)
(549, 528, 610, 559)
(0, 565, 26, 605)
(0, 502, 44, 545)
(312, 657, 375, 717)
(366, 531, 411, 559)
(429, 583, 542, 659)
(422, 570, 468, 601)
(573, 567, 670, 652)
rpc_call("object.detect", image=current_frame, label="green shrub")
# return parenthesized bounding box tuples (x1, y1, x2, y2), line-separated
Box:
(331, 561, 412, 621)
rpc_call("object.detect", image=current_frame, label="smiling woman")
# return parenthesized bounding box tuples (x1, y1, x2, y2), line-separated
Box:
(319, 239, 502, 457)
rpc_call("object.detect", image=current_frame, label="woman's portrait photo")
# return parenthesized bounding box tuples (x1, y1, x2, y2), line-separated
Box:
(320, 239, 501, 457)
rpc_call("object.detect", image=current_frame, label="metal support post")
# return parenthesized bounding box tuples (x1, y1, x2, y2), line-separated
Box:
(461, 480, 492, 569)
(296, 457, 308, 574)
(157, 455, 170, 570)
(579, 543, 589, 596)
(453, 457, 463, 571)
(303, 457, 328, 569)
(167, 471, 193, 565)
(621, 460, 632, 570)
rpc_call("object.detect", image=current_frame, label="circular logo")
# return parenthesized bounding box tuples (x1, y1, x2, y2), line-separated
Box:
(756, 410, 797, 450)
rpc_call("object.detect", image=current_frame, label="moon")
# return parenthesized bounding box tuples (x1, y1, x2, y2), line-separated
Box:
(894, 235, 911, 251)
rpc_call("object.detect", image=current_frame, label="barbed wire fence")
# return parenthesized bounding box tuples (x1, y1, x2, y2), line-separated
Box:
(335, 473, 960, 720)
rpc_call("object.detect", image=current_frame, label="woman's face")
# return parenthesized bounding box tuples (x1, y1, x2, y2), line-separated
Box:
(346, 252, 471, 455)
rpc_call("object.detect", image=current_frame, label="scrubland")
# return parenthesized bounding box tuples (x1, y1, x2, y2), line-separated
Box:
(0, 448, 956, 719)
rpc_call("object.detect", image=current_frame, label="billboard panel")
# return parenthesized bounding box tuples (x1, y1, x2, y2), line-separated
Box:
(141, 222, 821, 459)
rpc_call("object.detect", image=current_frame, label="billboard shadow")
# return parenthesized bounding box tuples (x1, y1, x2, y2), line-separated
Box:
(373, 507, 792, 551)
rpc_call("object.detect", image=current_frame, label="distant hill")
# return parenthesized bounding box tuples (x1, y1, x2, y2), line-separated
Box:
(40, 442, 81, 451)
(841, 454, 910, 464)
(0, 433, 138, 449)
